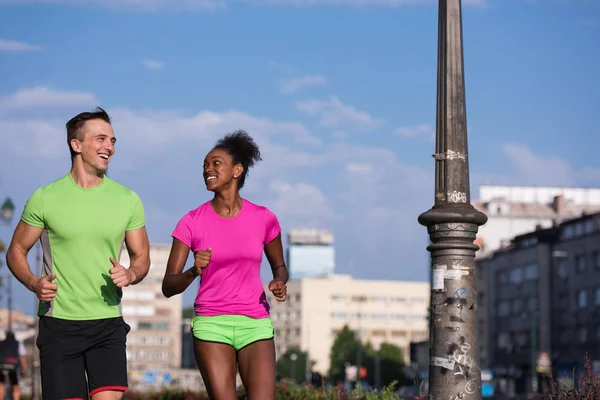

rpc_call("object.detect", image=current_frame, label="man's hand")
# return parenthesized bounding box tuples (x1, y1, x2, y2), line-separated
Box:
(109, 257, 136, 288)
(31, 274, 58, 302)
(193, 248, 212, 276)
(268, 279, 287, 302)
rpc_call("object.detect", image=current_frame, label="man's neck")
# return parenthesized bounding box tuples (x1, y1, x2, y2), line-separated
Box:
(70, 161, 104, 189)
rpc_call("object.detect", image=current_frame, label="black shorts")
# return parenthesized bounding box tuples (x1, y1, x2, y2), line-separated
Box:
(0, 365, 18, 386)
(37, 316, 130, 400)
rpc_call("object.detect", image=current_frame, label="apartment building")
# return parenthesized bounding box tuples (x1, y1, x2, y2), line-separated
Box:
(120, 243, 182, 377)
(477, 211, 600, 396)
(265, 275, 429, 375)
(474, 185, 600, 258)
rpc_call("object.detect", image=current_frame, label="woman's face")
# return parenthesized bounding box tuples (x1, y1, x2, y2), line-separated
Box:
(203, 148, 243, 192)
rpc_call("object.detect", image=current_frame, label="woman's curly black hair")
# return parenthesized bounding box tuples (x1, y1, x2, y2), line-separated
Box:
(213, 130, 262, 189)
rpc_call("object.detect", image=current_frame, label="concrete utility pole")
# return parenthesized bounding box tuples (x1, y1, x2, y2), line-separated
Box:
(418, 1, 487, 399)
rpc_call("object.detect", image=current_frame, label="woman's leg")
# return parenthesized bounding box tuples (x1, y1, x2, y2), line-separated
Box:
(237, 339, 276, 400)
(194, 339, 238, 400)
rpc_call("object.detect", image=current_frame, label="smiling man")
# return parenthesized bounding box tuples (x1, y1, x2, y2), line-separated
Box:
(6, 107, 150, 400)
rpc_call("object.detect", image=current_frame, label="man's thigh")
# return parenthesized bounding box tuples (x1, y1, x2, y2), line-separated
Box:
(37, 317, 88, 399)
(84, 317, 130, 397)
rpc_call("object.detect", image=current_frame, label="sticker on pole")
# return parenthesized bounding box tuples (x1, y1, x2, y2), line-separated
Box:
(433, 266, 446, 290)
(431, 357, 455, 370)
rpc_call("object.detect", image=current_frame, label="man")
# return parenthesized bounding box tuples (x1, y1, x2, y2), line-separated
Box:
(6, 107, 150, 400)
(0, 331, 27, 400)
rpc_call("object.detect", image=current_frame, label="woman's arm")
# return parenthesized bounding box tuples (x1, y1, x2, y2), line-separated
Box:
(161, 238, 198, 298)
(265, 233, 289, 301)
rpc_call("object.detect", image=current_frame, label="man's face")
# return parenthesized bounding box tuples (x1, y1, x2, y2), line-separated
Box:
(72, 119, 116, 173)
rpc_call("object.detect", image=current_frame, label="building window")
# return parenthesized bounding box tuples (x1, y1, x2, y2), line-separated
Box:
(371, 313, 387, 320)
(331, 312, 347, 320)
(138, 322, 153, 330)
(524, 264, 538, 280)
(577, 290, 587, 309)
(497, 301, 510, 317)
(371, 296, 387, 303)
(391, 314, 406, 321)
(391, 297, 406, 304)
(562, 225, 574, 240)
(352, 295, 368, 303)
(510, 268, 523, 285)
(585, 219, 596, 234)
(331, 295, 347, 302)
(576, 256, 586, 273)
(556, 259, 569, 279)
(155, 322, 169, 330)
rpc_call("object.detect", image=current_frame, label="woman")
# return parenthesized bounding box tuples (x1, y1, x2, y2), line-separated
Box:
(162, 130, 289, 400)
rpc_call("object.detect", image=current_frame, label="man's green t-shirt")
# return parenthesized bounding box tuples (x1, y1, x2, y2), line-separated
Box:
(21, 173, 145, 320)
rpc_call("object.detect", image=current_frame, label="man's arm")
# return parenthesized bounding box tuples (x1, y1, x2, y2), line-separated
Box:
(123, 226, 150, 285)
(6, 222, 47, 294)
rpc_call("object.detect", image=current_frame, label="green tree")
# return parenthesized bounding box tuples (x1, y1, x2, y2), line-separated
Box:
(328, 325, 361, 382)
(276, 347, 309, 383)
(378, 342, 406, 387)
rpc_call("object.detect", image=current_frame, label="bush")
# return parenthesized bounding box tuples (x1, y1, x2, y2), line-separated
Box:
(549, 353, 600, 400)
(122, 381, 405, 400)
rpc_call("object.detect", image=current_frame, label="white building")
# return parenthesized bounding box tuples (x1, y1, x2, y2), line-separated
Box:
(474, 186, 600, 258)
(120, 243, 182, 381)
(287, 229, 335, 279)
(265, 275, 429, 376)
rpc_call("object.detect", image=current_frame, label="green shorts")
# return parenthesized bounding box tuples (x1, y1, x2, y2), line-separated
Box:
(191, 315, 274, 351)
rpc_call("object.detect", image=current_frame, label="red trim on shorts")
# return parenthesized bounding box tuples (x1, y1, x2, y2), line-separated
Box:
(89, 386, 128, 396)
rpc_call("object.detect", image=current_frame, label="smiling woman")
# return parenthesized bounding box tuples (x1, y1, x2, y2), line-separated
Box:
(162, 130, 290, 400)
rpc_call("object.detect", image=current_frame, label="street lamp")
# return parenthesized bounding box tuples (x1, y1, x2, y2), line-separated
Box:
(1, 197, 14, 225)
(418, 1, 487, 399)
(290, 353, 298, 383)
(1, 197, 16, 331)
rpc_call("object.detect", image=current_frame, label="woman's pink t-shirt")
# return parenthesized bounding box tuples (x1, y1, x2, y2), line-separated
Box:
(172, 199, 281, 319)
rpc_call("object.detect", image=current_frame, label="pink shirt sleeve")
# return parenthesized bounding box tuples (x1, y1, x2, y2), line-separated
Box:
(264, 208, 281, 244)
(172, 213, 197, 251)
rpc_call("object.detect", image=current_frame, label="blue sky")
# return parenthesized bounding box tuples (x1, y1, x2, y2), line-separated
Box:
(1, 0, 598, 315)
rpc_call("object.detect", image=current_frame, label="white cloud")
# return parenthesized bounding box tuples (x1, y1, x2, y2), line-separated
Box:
(0, 87, 99, 110)
(244, 0, 485, 7)
(267, 180, 335, 227)
(142, 59, 164, 70)
(280, 75, 327, 93)
(296, 96, 384, 130)
(111, 108, 321, 150)
(0, 0, 485, 9)
(0, 0, 225, 11)
(501, 143, 600, 187)
(267, 61, 295, 73)
(0, 39, 42, 53)
(395, 123, 434, 140)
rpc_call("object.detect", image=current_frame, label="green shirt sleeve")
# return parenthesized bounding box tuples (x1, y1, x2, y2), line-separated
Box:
(127, 191, 145, 231)
(21, 188, 45, 228)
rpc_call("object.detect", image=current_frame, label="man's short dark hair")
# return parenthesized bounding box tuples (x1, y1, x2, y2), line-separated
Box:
(5, 331, 15, 341)
(66, 107, 111, 158)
